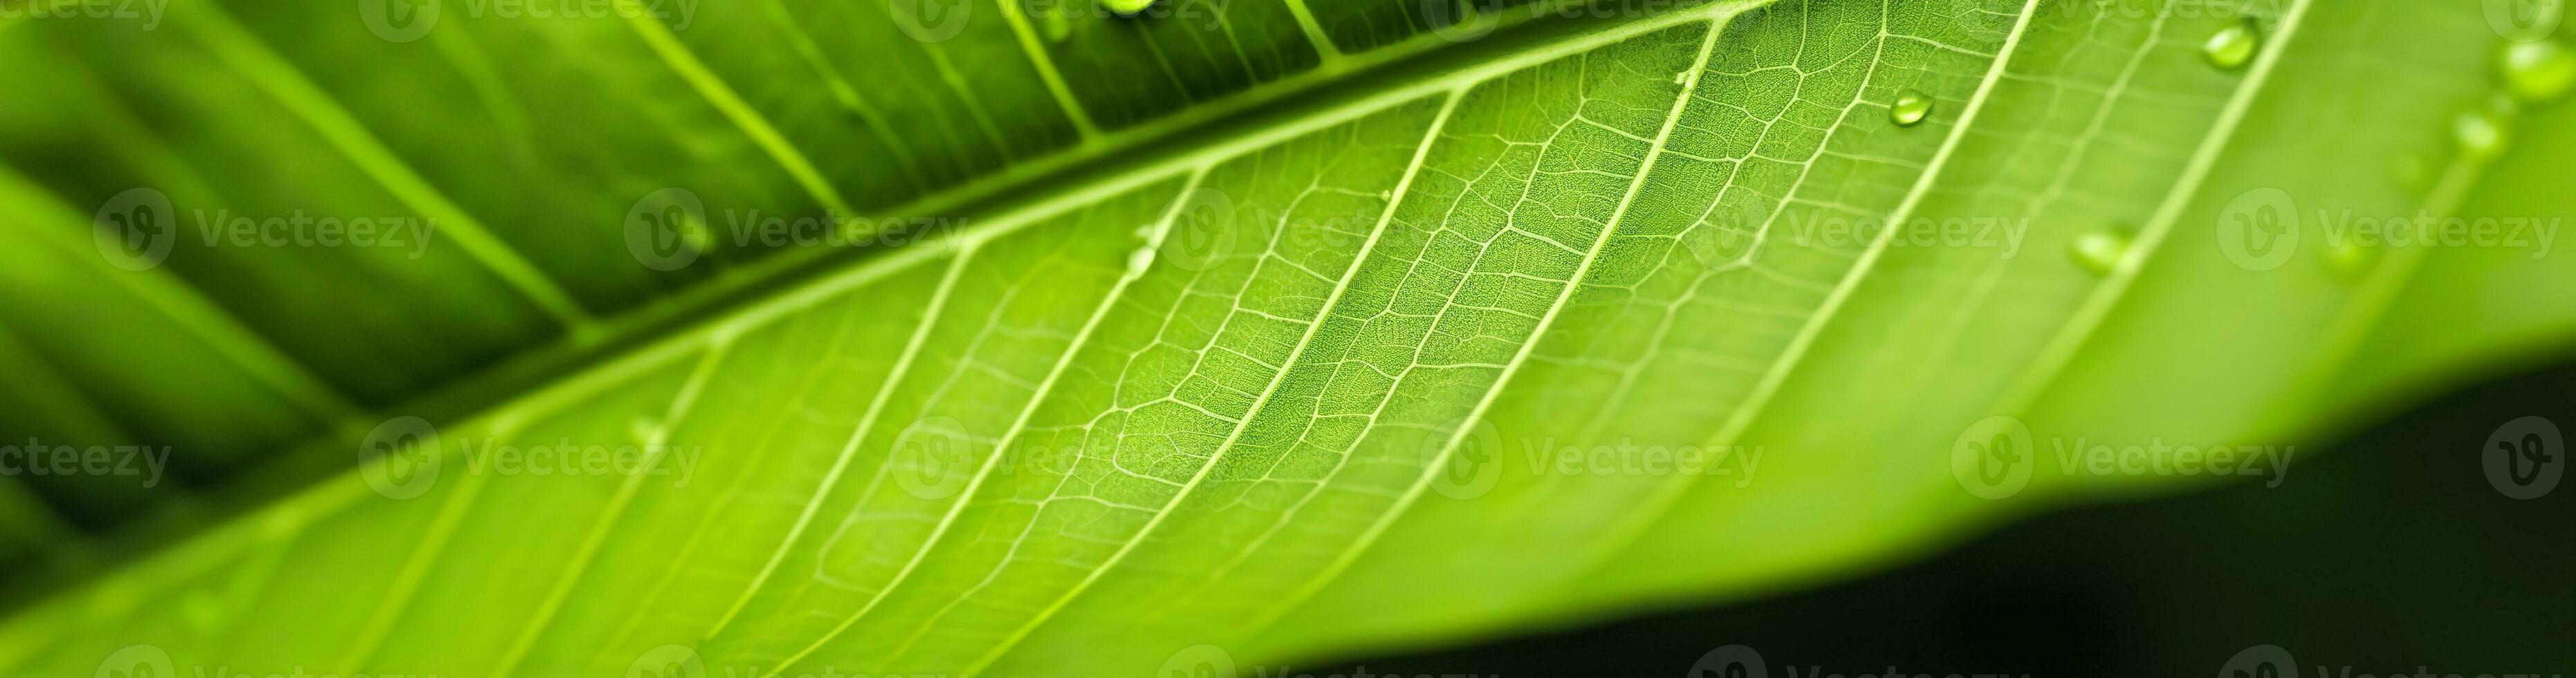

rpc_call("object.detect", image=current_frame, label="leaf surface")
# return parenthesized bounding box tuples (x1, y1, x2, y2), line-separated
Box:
(3, 0, 2573, 675)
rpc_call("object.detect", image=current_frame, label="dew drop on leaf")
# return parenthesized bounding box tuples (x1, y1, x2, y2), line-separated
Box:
(2070, 229, 2130, 275)
(630, 416, 664, 444)
(2324, 239, 2375, 277)
(1889, 89, 1933, 127)
(1103, 0, 1154, 17)
(2452, 107, 2510, 160)
(2498, 39, 2576, 103)
(1042, 8, 1074, 43)
(2203, 21, 2260, 70)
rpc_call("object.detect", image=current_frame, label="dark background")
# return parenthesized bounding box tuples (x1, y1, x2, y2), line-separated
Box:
(1327, 363, 2575, 677)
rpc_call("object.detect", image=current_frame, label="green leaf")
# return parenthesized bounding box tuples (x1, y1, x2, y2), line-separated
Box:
(4, 0, 2574, 675)
(0, 0, 1585, 523)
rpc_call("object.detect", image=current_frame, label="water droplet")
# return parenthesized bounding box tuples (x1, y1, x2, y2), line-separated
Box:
(2499, 39, 2576, 103)
(2323, 239, 2375, 277)
(2453, 107, 2510, 160)
(630, 416, 663, 444)
(1127, 246, 1158, 273)
(2203, 21, 2260, 70)
(1041, 6, 1073, 42)
(1890, 89, 1933, 127)
(2070, 228, 2131, 275)
(1103, 0, 1154, 16)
